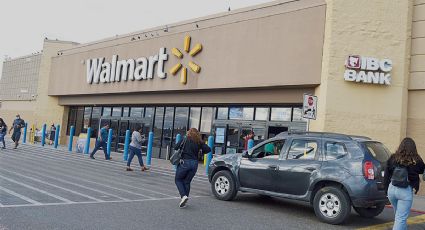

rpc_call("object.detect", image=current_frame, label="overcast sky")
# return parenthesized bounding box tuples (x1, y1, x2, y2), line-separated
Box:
(0, 0, 272, 76)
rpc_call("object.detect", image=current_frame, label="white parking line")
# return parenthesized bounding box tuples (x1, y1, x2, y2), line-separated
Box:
(0, 185, 41, 205)
(0, 195, 208, 208)
(1, 167, 131, 201)
(16, 145, 209, 182)
(0, 168, 105, 202)
(0, 154, 181, 198)
(0, 174, 72, 204)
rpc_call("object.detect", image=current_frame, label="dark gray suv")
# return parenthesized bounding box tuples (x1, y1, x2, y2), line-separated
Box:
(208, 132, 390, 225)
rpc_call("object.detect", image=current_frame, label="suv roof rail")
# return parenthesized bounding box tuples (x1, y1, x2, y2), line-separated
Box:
(277, 130, 359, 141)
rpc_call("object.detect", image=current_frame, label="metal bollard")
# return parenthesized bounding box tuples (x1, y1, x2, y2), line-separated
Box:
(248, 139, 255, 150)
(206, 136, 215, 175)
(23, 123, 28, 144)
(123, 130, 130, 161)
(68, 126, 75, 152)
(84, 127, 92, 155)
(41, 124, 46, 146)
(146, 131, 154, 167)
(106, 129, 113, 158)
(54, 125, 60, 149)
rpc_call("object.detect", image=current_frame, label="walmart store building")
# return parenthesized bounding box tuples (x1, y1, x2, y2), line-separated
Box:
(1, 0, 424, 170)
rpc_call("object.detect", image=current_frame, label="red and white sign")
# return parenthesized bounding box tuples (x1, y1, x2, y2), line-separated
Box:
(302, 94, 317, 120)
(344, 55, 392, 85)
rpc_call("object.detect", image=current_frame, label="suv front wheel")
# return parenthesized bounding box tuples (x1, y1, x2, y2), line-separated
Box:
(211, 170, 237, 201)
(313, 186, 351, 225)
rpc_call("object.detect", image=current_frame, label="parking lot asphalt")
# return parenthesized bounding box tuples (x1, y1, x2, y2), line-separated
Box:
(0, 142, 424, 230)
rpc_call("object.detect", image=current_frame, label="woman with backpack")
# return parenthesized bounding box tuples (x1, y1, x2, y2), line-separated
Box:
(385, 137, 425, 230)
(174, 128, 211, 208)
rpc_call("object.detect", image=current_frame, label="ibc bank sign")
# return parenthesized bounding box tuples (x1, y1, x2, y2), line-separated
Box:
(344, 55, 392, 85)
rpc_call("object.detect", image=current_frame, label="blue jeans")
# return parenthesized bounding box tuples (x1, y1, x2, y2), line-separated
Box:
(175, 159, 198, 198)
(127, 146, 144, 167)
(388, 183, 413, 230)
(90, 141, 110, 159)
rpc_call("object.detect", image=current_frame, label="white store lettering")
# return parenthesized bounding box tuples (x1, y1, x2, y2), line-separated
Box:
(86, 47, 168, 84)
(344, 55, 392, 86)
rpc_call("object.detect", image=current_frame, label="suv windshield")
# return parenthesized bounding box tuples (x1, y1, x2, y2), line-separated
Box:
(363, 141, 391, 162)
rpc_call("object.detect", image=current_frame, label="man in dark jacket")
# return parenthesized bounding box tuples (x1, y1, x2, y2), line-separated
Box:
(8, 114, 25, 149)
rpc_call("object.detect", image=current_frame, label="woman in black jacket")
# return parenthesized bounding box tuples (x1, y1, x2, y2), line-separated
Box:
(385, 137, 425, 230)
(174, 128, 211, 208)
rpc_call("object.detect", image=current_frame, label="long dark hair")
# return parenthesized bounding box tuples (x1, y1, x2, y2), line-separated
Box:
(0, 118, 6, 126)
(187, 128, 202, 144)
(393, 137, 424, 166)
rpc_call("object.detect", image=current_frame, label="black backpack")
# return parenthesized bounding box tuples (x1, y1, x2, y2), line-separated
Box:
(391, 165, 409, 188)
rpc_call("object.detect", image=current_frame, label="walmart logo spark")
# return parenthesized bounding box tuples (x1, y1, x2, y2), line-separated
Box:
(169, 35, 202, 84)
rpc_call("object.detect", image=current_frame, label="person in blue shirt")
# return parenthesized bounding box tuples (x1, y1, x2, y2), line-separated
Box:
(0, 118, 7, 149)
(8, 114, 25, 149)
(90, 124, 111, 160)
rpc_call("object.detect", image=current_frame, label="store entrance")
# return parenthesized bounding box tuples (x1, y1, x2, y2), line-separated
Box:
(213, 121, 266, 155)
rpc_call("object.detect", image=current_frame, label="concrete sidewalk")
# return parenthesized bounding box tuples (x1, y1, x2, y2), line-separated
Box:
(412, 195, 425, 213)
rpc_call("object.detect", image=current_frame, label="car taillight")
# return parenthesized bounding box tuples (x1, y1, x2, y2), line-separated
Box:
(363, 161, 375, 180)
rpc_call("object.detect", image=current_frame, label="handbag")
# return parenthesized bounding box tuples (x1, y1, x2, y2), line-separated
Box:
(170, 137, 187, 165)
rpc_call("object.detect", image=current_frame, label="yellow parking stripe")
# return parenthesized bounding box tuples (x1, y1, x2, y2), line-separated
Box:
(357, 214, 425, 230)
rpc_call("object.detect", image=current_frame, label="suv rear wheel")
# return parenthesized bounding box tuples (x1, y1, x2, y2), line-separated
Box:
(313, 186, 351, 225)
(211, 170, 237, 201)
(353, 204, 386, 218)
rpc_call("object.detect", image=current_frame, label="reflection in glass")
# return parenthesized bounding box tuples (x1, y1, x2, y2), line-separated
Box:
(130, 107, 144, 118)
(229, 107, 254, 120)
(292, 108, 306, 122)
(152, 107, 164, 158)
(92, 107, 102, 118)
(122, 107, 130, 117)
(189, 107, 201, 129)
(217, 107, 228, 119)
(173, 107, 189, 149)
(145, 107, 154, 118)
(271, 107, 292, 121)
(102, 107, 111, 116)
(200, 107, 213, 133)
(83, 107, 92, 132)
(161, 107, 175, 159)
(112, 107, 122, 117)
(255, 107, 269, 121)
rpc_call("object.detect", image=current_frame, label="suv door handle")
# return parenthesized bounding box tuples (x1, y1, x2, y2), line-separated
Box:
(268, 165, 279, 170)
(306, 167, 316, 172)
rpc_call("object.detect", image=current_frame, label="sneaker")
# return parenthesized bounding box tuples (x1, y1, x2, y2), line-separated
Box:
(1, 147, 5, 149)
(106, 157, 112, 160)
(179, 196, 188, 208)
(126, 168, 133, 171)
(141, 166, 148, 171)
(90, 156, 95, 159)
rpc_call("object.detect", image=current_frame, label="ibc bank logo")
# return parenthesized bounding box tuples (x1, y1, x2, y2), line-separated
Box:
(344, 55, 392, 85)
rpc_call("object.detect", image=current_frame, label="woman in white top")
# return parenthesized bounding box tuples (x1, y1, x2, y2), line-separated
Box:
(126, 126, 148, 171)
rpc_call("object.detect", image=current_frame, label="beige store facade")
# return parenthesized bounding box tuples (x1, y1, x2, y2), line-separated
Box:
(33, 0, 421, 192)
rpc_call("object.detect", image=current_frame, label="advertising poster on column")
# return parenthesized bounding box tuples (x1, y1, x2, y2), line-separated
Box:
(302, 94, 318, 120)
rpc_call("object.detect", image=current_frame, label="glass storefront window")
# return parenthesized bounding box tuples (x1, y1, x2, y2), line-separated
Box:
(67, 107, 78, 135)
(83, 107, 92, 132)
(130, 107, 144, 118)
(75, 107, 84, 135)
(152, 107, 164, 158)
(123, 107, 130, 117)
(92, 107, 102, 118)
(112, 107, 122, 117)
(174, 107, 189, 137)
(189, 107, 201, 129)
(200, 107, 213, 133)
(217, 107, 228, 119)
(102, 107, 111, 116)
(292, 107, 306, 121)
(145, 107, 154, 118)
(255, 107, 269, 121)
(229, 107, 254, 120)
(271, 107, 292, 121)
(161, 107, 175, 159)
